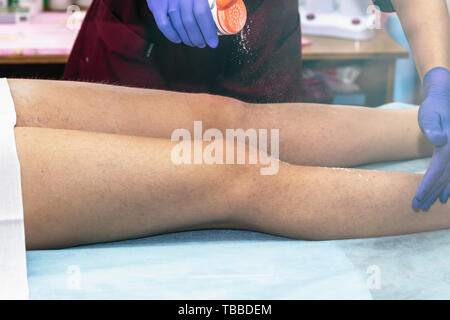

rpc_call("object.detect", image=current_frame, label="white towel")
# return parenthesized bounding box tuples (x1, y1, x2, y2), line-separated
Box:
(0, 78, 28, 300)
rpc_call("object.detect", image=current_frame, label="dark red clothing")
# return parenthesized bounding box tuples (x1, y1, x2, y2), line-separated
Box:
(64, 0, 303, 103)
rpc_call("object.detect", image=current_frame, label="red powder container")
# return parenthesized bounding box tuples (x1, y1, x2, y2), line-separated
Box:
(209, 0, 247, 35)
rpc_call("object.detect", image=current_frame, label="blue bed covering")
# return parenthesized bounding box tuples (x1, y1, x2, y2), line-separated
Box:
(27, 104, 450, 300)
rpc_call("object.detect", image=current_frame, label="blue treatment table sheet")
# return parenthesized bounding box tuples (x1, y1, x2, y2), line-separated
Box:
(27, 104, 450, 300)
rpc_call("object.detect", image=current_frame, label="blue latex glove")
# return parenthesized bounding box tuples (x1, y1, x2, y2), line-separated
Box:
(146, 0, 219, 48)
(413, 67, 450, 210)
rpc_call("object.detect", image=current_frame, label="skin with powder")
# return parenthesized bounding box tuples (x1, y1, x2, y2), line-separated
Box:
(7, 79, 449, 250)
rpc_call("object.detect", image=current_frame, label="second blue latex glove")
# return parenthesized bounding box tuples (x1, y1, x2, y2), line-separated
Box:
(147, 0, 219, 48)
(413, 67, 450, 210)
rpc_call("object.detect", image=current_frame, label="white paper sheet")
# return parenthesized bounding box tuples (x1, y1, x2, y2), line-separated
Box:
(0, 78, 28, 300)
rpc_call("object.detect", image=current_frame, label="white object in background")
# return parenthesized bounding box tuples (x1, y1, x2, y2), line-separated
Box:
(300, 0, 376, 40)
(19, 0, 44, 15)
(338, 0, 369, 17)
(48, 0, 73, 11)
(0, 0, 31, 24)
(0, 78, 29, 300)
(301, 0, 336, 13)
(66, 4, 86, 30)
(0, 10, 30, 24)
(75, 0, 92, 7)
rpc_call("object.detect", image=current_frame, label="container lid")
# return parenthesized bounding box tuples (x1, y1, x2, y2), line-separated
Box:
(217, 0, 247, 35)
(216, 0, 239, 10)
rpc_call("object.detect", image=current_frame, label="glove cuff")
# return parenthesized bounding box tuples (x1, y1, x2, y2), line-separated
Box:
(423, 66, 450, 97)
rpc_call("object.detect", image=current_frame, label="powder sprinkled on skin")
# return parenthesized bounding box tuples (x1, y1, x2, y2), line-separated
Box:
(331, 167, 354, 173)
(331, 167, 371, 183)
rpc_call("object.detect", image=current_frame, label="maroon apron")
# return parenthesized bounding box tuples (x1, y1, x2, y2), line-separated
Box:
(63, 0, 304, 103)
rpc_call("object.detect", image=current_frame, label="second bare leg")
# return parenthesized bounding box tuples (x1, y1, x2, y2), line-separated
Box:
(10, 79, 432, 167)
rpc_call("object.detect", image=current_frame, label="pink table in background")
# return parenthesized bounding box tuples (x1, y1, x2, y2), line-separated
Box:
(0, 12, 81, 64)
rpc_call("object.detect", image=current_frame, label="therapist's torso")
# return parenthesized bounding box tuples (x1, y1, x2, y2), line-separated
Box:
(64, 0, 304, 103)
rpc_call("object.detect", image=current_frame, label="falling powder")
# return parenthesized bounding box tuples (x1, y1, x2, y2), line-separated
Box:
(238, 21, 252, 55)
(233, 18, 254, 66)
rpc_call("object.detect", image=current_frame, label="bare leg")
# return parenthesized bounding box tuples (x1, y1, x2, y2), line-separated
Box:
(243, 103, 432, 167)
(16, 127, 448, 250)
(245, 165, 449, 240)
(10, 79, 432, 167)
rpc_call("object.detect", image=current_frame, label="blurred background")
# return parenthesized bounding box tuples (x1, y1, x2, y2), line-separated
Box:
(0, 0, 448, 107)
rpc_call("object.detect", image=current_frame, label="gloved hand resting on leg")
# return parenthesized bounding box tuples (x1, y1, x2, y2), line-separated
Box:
(414, 67, 450, 210)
